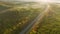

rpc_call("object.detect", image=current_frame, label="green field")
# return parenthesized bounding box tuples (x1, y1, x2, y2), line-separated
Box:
(29, 3, 60, 34)
(0, 2, 46, 34)
(0, 1, 60, 34)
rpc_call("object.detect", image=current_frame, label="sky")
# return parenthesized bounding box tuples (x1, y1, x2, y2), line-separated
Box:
(0, 0, 60, 3)
(0, 0, 60, 1)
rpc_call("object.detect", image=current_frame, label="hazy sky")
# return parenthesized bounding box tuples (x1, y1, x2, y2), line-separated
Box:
(0, 0, 60, 1)
(0, 0, 60, 3)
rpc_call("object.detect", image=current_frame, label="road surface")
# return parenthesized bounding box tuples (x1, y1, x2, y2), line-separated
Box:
(19, 4, 51, 34)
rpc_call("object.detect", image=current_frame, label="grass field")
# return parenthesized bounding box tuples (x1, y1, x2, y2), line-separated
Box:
(0, 1, 60, 34)
(0, 2, 47, 34)
(29, 3, 60, 34)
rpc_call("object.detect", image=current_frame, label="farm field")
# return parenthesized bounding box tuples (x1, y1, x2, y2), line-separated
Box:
(0, 1, 60, 34)
(29, 3, 60, 34)
(0, 1, 47, 34)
